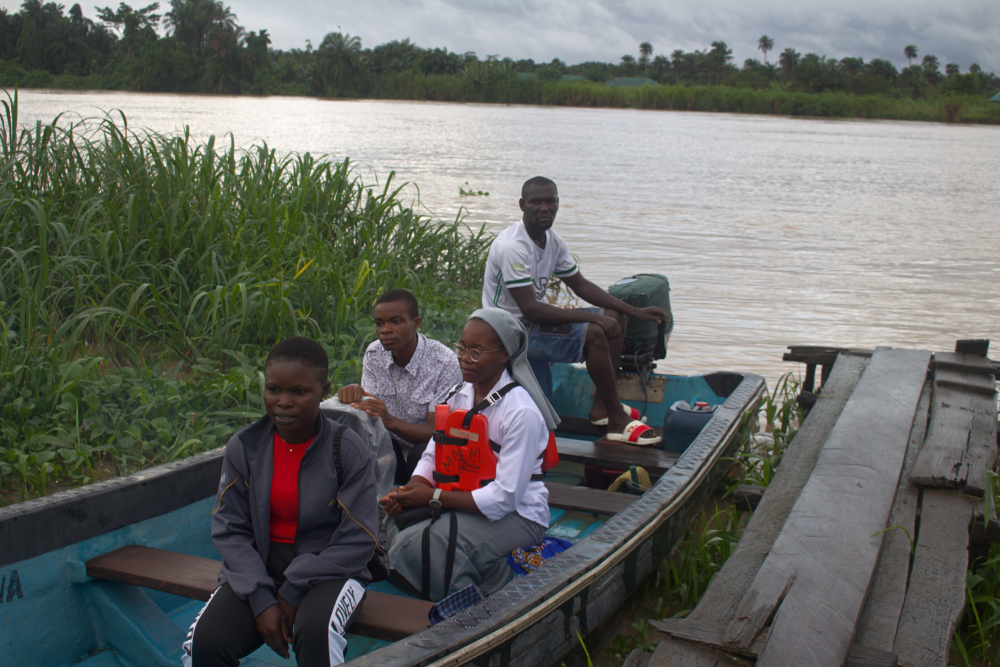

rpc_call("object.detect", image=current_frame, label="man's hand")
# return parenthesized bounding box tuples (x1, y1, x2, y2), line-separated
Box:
(633, 306, 671, 326)
(385, 482, 434, 510)
(255, 603, 292, 659)
(593, 314, 623, 341)
(353, 395, 397, 430)
(379, 486, 403, 516)
(336, 384, 365, 404)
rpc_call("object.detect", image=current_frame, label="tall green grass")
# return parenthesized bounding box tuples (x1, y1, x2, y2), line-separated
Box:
(0, 90, 489, 502)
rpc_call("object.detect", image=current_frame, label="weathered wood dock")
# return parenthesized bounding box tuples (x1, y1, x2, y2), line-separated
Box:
(626, 342, 999, 667)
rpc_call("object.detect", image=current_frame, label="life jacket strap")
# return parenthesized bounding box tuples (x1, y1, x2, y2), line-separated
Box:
(434, 430, 467, 446)
(462, 382, 520, 429)
(433, 471, 460, 484)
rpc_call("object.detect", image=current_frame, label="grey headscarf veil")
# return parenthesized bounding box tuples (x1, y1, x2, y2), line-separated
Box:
(468, 308, 560, 431)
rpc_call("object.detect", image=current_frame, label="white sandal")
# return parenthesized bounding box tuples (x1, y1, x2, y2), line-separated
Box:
(605, 420, 662, 446)
(591, 404, 647, 426)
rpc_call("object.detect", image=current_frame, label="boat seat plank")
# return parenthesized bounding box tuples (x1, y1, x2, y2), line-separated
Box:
(544, 482, 635, 515)
(85, 545, 431, 642)
(556, 415, 607, 438)
(555, 436, 677, 476)
(892, 489, 979, 667)
(724, 348, 931, 667)
(682, 354, 870, 628)
(909, 365, 998, 497)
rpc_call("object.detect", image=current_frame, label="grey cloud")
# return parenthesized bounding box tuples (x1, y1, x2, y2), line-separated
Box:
(2, 0, 994, 71)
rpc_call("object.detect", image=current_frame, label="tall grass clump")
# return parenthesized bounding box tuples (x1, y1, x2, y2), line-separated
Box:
(0, 90, 490, 502)
(954, 468, 1000, 666)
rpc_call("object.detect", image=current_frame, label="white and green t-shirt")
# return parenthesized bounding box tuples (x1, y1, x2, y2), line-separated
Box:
(482, 221, 578, 318)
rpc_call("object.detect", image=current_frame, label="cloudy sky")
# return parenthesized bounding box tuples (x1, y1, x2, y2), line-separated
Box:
(5, 0, 999, 72)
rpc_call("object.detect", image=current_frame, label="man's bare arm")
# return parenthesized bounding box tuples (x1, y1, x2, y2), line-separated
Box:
(562, 273, 671, 326)
(509, 284, 606, 325)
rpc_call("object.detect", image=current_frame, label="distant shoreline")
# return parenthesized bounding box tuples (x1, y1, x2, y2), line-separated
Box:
(7, 81, 999, 126)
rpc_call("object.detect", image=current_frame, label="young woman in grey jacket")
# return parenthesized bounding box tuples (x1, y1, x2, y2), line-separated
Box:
(183, 337, 380, 667)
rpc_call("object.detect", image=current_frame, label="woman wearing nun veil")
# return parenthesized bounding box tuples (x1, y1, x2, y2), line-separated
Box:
(379, 308, 560, 602)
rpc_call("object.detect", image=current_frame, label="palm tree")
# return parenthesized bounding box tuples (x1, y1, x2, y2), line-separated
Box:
(165, 0, 236, 55)
(903, 45, 917, 66)
(639, 41, 652, 75)
(620, 54, 636, 76)
(945, 63, 959, 76)
(779, 47, 800, 77)
(651, 54, 669, 80)
(921, 54, 938, 71)
(758, 35, 774, 63)
(969, 63, 981, 75)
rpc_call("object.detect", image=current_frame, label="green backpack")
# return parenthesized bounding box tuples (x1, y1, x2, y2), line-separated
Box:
(608, 273, 673, 362)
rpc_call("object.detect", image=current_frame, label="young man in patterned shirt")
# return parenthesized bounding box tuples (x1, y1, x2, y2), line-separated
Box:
(337, 289, 462, 484)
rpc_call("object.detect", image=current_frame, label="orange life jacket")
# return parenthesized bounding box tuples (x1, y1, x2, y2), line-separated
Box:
(432, 382, 558, 492)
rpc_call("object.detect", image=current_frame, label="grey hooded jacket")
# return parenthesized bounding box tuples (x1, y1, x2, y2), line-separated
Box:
(211, 413, 379, 616)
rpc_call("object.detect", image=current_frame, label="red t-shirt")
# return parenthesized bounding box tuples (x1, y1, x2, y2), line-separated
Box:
(269, 432, 316, 544)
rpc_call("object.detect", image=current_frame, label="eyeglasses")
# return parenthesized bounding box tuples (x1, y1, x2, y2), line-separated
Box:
(452, 343, 505, 363)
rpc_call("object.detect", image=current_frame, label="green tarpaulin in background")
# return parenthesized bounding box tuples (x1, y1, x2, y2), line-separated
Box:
(990, 91, 1000, 102)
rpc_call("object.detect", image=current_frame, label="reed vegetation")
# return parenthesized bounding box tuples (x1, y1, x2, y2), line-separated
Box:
(0, 90, 488, 503)
(369, 76, 1000, 124)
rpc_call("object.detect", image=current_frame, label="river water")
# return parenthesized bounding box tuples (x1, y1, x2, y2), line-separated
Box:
(10, 89, 1000, 394)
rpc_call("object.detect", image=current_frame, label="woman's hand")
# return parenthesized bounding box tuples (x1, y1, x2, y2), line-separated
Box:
(277, 594, 297, 630)
(255, 602, 292, 658)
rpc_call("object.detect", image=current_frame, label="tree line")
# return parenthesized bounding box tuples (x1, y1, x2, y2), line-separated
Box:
(2, 1, 997, 102)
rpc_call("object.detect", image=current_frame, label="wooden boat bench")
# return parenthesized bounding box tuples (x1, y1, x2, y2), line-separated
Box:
(85, 545, 433, 642)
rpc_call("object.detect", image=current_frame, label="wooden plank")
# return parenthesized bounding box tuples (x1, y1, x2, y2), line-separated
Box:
(649, 619, 897, 667)
(622, 648, 653, 667)
(650, 619, 761, 659)
(854, 381, 932, 651)
(86, 544, 220, 601)
(893, 490, 979, 667)
(556, 415, 607, 438)
(682, 354, 871, 628)
(645, 633, 753, 667)
(724, 348, 931, 667)
(908, 365, 998, 497)
(555, 436, 677, 477)
(954, 340, 990, 357)
(86, 545, 432, 642)
(544, 481, 636, 515)
(931, 352, 997, 377)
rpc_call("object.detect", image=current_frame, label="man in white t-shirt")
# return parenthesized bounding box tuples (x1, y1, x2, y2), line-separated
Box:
(482, 176, 670, 446)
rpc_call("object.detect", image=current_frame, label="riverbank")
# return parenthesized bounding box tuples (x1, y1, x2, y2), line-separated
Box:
(0, 92, 488, 503)
(4, 65, 999, 124)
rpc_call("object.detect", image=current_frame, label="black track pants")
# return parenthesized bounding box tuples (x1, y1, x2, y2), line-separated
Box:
(182, 566, 365, 667)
